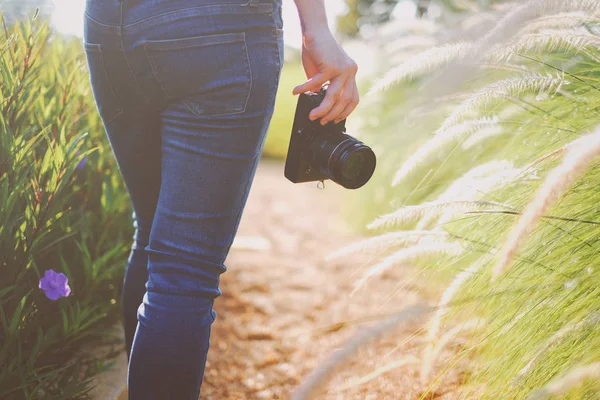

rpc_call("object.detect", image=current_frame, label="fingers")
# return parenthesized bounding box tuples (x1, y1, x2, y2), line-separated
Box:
(308, 75, 346, 122)
(334, 82, 359, 124)
(293, 72, 329, 95)
(293, 45, 359, 123)
(321, 82, 356, 125)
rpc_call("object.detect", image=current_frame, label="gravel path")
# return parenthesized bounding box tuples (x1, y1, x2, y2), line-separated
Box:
(111, 160, 463, 400)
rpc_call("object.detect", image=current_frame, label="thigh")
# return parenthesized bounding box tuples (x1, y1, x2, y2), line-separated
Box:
(102, 112, 162, 235)
(144, 16, 284, 299)
(83, 14, 162, 237)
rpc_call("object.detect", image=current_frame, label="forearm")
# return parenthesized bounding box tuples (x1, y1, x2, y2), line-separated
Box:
(293, 0, 330, 38)
(292, 0, 359, 122)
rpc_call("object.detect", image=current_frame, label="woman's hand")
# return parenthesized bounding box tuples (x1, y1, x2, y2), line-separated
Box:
(292, 28, 359, 125)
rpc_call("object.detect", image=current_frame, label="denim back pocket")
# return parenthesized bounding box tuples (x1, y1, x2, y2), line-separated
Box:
(143, 33, 252, 116)
(83, 42, 124, 124)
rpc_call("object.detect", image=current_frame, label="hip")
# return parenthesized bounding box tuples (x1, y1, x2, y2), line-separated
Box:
(82, 0, 284, 123)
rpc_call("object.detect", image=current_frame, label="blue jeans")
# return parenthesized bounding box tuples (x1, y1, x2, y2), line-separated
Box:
(83, 1, 283, 398)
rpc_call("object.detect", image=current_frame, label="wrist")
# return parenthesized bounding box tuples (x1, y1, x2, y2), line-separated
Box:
(302, 24, 332, 46)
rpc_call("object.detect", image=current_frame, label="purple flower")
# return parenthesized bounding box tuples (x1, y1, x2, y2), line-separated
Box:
(39, 269, 71, 300)
(76, 155, 87, 170)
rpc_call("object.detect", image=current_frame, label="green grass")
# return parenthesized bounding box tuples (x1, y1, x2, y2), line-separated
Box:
(344, 2, 600, 398)
(263, 61, 305, 159)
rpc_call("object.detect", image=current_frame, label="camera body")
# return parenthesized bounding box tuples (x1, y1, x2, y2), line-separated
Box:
(284, 89, 376, 189)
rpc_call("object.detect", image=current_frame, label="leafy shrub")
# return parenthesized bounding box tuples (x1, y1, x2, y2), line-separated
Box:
(0, 16, 132, 399)
(0, 11, 304, 398)
(340, 1, 600, 398)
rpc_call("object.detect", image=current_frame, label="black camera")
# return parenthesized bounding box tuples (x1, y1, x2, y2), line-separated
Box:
(284, 89, 376, 189)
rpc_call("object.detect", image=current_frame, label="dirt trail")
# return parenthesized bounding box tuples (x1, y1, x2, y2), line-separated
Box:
(200, 161, 461, 400)
(117, 160, 462, 400)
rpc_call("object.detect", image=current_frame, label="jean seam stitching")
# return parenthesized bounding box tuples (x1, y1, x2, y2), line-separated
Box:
(276, 30, 283, 71)
(84, 12, 120, 33)
(84, 4, 274, 34)
(142, 32, 245, 51)
(143, 42, 172, 102)
(87, 44, 124, 124)
(143, 34, 252, 117)
(240, 33, 253, 115)
(118, 2, 152, 106)
(123, 4, 274, 33)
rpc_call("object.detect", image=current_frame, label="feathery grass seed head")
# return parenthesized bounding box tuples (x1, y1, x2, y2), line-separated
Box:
(486, 28, 600, 63)
(368, 42, 474, 95)
(494, 128, 600, 280)
(369, 201, 513, 231)
(353, 242, 465, 292)
(520, 12, 600, 34)
(516, 312, 600, 380)
(526, 362, 600, 400)
(325, 231, 449, 261)
(438, 74, 567, 134)
(392, 117, 499, 186)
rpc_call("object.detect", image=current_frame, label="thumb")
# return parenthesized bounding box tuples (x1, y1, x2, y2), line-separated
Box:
(293, 73, 329, 95)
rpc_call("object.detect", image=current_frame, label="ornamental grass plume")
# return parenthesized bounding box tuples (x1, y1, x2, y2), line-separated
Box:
(367, 42, 474, 95)
(353, 242, 464, 293)
(523, 142, 572, 172)
(371, 0, 600, 102)
(325, 230, 449, 261)
(334, 356, 419, 393)
(421, 318, 484, 385)
(437, 73, 566, 134)
(526, 362, 600, 400)
(470, 0, 600, 61)
(461, 125, 506, 150)
(519, 12, 600, 34)
(493, 129, 600, 280)
(486, 28, 600, 63)
(421, 261, 485, 382)
(498, 299, 552, 336)
(391, 117, 499, 186)
(516, 312, 600, 380)
(368, 200, 512, 231)
(417, 1, 546, 100)
(292, 305, 428, 400)
(39, 269, 71, 300)
(416, 161, 519, 229)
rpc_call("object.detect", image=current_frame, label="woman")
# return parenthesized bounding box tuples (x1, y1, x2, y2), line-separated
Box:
(83, 0, 358, 398)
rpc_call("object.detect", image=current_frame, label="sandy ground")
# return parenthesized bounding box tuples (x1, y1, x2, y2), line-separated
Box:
(110, 160, 465, 400)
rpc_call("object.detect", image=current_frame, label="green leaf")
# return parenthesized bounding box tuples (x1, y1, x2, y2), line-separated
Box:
(0, 286, 15, 299)
(9, 292, 30, 335)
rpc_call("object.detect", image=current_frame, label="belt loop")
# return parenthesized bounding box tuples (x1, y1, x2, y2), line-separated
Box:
(243, 0, 260, 8)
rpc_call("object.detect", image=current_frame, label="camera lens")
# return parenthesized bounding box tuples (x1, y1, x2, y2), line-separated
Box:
(341, 151, 365, 181)
(311, 133, 376, 189)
